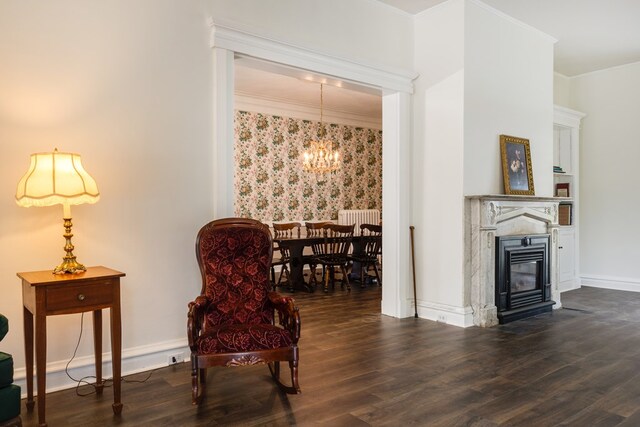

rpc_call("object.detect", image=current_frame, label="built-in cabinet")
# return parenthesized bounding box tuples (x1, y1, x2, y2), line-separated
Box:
(553, 105, 586, 292)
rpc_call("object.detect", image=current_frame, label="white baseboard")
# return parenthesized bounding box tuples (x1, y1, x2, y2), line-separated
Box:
(559, 282, 582, 293)
(13, 338, 190, 398)
(412, 299, 474, 328)
(581, 274, 640, 293)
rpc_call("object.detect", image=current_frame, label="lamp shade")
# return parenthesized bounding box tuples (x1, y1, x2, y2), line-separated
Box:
(16, 150, 100, 210)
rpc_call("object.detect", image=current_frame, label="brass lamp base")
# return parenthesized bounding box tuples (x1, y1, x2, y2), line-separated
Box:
(54, 258, 87, 274)
(53, 217, 87, 275)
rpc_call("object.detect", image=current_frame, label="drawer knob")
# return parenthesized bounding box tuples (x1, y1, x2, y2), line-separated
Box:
(77, 293, 86, 301)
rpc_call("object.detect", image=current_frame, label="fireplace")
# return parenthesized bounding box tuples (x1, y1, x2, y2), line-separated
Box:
(495, 234, 554, 324)
(465, 195, 562, 327)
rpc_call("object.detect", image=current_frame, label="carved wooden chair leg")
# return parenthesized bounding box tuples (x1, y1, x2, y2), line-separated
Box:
(309, 264, 318, 291)
(268, 360, 300, 394)
(360, 263, 367, 288)
(323, 266, 330, 293)
(373, 263, 382, 286)
(290, 359, 300, 393)
(191, 361, 201, 405)
(342, 265, 351, 292)
(280, 266, 292, 292)
(270, 266, 277, 290)
(334, 268, 342, 290)
(276, 264, 287, 288)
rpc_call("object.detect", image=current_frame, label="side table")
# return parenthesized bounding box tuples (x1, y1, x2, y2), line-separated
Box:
(17, 266, 125, 427)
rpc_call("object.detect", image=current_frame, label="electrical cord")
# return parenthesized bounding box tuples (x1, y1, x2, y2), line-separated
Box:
(64, 313, 160, 397)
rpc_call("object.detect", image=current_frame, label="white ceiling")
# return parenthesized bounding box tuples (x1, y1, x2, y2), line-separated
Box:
(379, 0, 640, 77)
(235, 0, 640, 119)
(235, 58, 382, 122)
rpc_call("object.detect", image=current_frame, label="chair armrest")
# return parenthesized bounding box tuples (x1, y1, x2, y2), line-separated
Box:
(187, 295, 211, 350)
(268, 292, 301, 344)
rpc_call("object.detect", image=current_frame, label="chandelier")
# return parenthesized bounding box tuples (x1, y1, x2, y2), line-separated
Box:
(303, 83, 340, 173)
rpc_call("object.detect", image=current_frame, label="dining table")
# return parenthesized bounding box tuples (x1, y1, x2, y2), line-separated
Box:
(274, 234, 369, 293)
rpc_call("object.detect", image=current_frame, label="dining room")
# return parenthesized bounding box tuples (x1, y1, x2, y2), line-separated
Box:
(233, 58, 384, 301)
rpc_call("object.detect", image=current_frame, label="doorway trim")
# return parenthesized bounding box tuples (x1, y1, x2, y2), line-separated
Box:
(210, 23, 416, 318)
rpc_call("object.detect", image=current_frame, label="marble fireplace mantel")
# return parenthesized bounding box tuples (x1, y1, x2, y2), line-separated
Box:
(465, 195, 563, 327)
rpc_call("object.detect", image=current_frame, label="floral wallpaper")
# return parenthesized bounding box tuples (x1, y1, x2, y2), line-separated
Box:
(234, 110, 382, 222)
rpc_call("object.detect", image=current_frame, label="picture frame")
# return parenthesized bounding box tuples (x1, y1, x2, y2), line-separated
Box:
(500, 135, 535, 195)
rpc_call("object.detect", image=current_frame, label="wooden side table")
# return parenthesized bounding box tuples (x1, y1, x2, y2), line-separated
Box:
(18, 266, 125, 427)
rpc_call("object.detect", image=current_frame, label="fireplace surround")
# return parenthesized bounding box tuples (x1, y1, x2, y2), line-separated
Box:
(465, 195, 561, 327)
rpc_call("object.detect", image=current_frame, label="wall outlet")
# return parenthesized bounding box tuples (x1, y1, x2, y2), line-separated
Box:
(437, 315, 447, 323)
(167, 352, 185, 365)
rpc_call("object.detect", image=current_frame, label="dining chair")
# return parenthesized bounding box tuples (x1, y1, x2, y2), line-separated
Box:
(349, 223, 382, 287)
(303, 221, 333, 284)
(309, 223, 355, 292)
(271, 222, 301, 290)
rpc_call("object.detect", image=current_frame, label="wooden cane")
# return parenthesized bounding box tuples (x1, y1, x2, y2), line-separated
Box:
(409, 226, 418, 318)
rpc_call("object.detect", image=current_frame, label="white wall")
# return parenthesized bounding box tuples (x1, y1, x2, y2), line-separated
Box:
(207, 0, 414, 72)
(464, 1, 555, 197)
(0, 0, 214, 383)
(0, 0, 416, 392)
(554, 72, 571, 107)
(412, 0, 555, 326)
(570, 61, 640, 291)
(413, 0, 467, 318)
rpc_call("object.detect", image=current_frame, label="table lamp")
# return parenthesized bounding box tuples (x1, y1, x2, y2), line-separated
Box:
(16, 149, 100, 274)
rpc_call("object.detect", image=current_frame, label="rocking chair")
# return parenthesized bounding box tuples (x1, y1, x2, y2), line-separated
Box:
(187, 218, 301, 404)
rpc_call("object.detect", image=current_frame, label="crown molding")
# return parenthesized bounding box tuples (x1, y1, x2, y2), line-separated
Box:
(208, 21, 417, 94)
(235, 93, 382, 130)
(569, 59, 640, 79)
(554, 105, 586, 128)
(467, 0, 557, 44)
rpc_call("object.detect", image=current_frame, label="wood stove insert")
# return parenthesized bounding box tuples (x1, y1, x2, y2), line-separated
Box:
(495, 234, 554, 324)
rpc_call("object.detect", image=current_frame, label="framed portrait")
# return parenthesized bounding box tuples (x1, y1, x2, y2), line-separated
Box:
(500, 135, 535, 195)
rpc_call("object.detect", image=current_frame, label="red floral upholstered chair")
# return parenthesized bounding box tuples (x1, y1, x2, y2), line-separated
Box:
(187, 218, 301, 404)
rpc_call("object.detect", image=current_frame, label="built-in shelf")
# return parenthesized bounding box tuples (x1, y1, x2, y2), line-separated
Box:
(554, 105, 586, 293)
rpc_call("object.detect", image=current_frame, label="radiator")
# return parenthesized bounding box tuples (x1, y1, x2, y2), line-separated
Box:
(337, 209, 380, 233)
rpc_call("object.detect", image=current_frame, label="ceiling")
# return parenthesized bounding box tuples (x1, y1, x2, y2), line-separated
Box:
(235, 58, 382, 123)
(379, 0, 640, 77)
(235, 0, 640, 119)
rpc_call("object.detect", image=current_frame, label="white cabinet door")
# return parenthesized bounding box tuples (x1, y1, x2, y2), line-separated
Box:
(558, 229, 575, 291)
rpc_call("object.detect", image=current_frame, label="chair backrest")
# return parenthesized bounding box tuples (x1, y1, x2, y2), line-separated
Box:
(317, 224, 354, 256)
(305, 221, 332, 237)
(196, 218, 274, 328)
(360, 223, 382, 236)
(360, 223, 382, 258)
(273, 222, 301, 239)
(272, 222, 301, 260)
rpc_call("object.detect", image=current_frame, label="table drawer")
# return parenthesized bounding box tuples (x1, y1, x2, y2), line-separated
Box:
(46, 280, 114, 312)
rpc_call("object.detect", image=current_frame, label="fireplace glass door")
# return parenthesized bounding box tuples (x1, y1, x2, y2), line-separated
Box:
(510, 261, 538, 293)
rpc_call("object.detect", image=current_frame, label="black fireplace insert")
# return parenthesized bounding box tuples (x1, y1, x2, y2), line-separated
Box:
(495, 234, 554, 324)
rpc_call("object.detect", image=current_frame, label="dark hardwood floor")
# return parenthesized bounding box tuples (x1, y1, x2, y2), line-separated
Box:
(20, 285, 640, 426)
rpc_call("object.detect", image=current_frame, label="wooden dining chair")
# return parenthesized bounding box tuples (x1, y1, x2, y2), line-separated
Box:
(271, 222, 301, 290)
(349, 223, 382, 287)
(305, 221, 332, 237)
(303, 221, 333, 284)
(309, 224, 355, 292)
